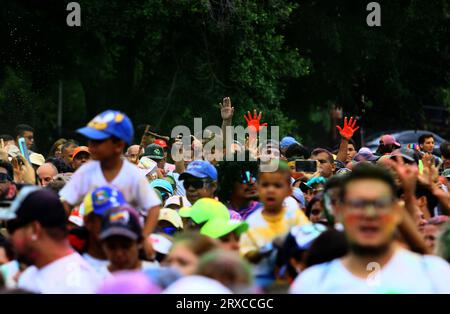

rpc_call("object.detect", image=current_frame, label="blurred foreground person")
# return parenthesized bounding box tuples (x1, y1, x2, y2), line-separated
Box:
(291, 163, 450, 293)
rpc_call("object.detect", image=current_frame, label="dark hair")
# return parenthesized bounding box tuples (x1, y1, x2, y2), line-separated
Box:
(0, 134, 14, 142)
(45, 157, 73, 173)
(44, 227, 69, 241)
(440, 141, 450, 159)
(415, 182, 438, 217)
(305, 193, 323, 218)
(305, 229, 348, 268)
(339, 163, 397, 201)
(284, 143, 309, 160)
(61, 140, 79, 153)
(0, 160, 14, 180)
(0, 235, 15, 261)
(418, 133, 434, 145)
(15, 124, 34, 138)
(311, 148, 334, 164)
(348, 138, 357, 148)
(324, 175, 343, 193)
(48, 138, 68, 157)
(216, 153, 258, 202)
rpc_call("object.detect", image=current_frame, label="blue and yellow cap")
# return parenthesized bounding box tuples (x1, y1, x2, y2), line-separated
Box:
(83, 186, 127, 216)
(77, 110, 134, 145)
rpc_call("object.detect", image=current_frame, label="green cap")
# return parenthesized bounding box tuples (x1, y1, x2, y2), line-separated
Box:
(179, 198, 230, 224)
(442, 168, 450, 178)
(200, 218, 248, 239)
(144, 144, 164, 160)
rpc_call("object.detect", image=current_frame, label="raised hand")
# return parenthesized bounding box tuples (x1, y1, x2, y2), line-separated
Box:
(220, 97, 234, 121)
(336, 116, 359, 140)
(244, 109, 267, 132)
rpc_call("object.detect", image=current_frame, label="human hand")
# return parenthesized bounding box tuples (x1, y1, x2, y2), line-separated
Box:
(336, 116, 359, 140)
(143, 237, 156, 261)
(220, 97, 234, 121)
(12, 155, 36, 184)
(418, 154, 438, 188)
(386, 156, 419, 195)
(244, 110, 267, 133)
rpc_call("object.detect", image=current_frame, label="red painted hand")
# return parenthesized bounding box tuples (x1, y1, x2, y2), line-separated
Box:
(336, 116, 359, 140)
(244, 109, 267, 132)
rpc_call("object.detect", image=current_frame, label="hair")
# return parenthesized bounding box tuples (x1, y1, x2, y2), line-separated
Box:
(305, 229, 348, 268)
(48, 138, 68, 157)
(415, 182, 438, 217)
(172, 232, 219, 257)
(339, 163, 397, 201)
(0, 235, 15, 261)
(216, 154, 258, 202)
(305, 193, 324, 218)
(14, 124, 34, 138)
(45, 179, 67, 194)
(324, 175, 343, 193)
(44, 226, 69, 241)
(418, 134, 434, 145)
(284, 143, 309, 160)
(257, 159, 291, 184)
(0, 160, 14, 180)
(311, 148, 334, 164)
(196, 249, 253, 293)
(440, 141, 450, 159)
(61, 140, 79, 153)
(45, 157, 73, 173)
(0, 134, 14, 142)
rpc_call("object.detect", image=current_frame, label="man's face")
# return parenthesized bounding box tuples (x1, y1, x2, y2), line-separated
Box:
(126, 145, 141, 164)
(311, 152, 335, 178)
(423, 224, 439, 250)
(9, 224, 36, 265)
(232, 171, 258, 201)
(347, 144, 356, 162)
(415, 207, 427, 233)
(420, 137, 434, 153)
(72, 152, 91, 170)
(62, 145, 77, 165)
(88, 139, 124, 161)
(183, 175, 216, 204)
(310, 201, 325, 223)
(257, 172, 291, 212)
(102, 236, 140, 271)
(22, 131, 34, 150)
(0, 167, 11, 199)
(37, 164, 57, 187)
(338, 179, 400, 251)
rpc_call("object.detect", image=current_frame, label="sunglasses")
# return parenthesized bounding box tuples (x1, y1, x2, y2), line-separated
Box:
(183, 179, 212, 190)
(344, 197, 394, 212)
(161, 226, 177, 236)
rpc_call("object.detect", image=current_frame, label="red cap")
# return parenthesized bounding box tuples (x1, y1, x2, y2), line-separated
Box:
(380, 135, 400, 148)
(154, 139, 168, 148)
(72, 146, 90, 159)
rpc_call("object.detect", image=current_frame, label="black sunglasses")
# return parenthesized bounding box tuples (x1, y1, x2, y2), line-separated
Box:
(183, 178, 212, 189)
(0, 173, 12, 183)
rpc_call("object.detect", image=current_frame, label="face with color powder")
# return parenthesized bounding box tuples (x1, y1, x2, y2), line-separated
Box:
(338, 179, 400, 250)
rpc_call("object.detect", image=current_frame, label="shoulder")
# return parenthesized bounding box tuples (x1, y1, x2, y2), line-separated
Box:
(290, 260, 338, 294)
(244, 208, 264, 224)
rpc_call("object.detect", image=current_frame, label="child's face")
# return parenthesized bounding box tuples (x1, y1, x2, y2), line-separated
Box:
(257, 172, 291, 212)
(88, 138, 124, 161)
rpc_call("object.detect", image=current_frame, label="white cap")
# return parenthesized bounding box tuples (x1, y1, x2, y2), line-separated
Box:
(163, 276, 232, 294)
(164, 196, 191, 209)
(29, 153, 45, 166)
(149, 233, 173, 255)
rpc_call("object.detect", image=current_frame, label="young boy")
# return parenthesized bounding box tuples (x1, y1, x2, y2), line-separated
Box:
(239, 160, 309, 288)
(59, 110, 161, 258)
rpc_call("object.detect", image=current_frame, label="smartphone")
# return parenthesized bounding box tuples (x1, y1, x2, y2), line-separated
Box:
(18, 137, 30, 162)
(295, 159, 317, 173)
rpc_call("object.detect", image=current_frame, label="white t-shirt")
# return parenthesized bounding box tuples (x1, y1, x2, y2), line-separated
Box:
(59, 160, 161, 215)
(18, 252, 103, 294)
(82, 253, 109, 274)
(290, 248, 450, 294)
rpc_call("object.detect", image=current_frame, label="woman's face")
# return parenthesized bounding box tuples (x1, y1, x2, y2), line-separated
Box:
(165, 243, 199, 276)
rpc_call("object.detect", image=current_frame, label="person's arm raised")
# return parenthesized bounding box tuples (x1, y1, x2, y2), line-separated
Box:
(220, 97, 234, 151)
(336, 117, 359, 163)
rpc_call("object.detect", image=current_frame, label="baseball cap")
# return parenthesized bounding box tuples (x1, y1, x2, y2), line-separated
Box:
(99, 205, 142, 241)
(280, 136, 299, 151)
(144, 144, 164, 160)
(154, 139, 168, 149)
(149, 233, 173, 255)
(292, 187, 306, 208)
(200, 218, 248, 239)
(68, 205, 85, 227)
(164, 196, 191, 209)
(390, 147, 417, 163)
(150, 179, 174, 196)
(29, 153, 45, 166)
(380, 134, 401, 148)
(159, 208, 183, 229)
(77, 110, 134, 145)
(83, 186, 127, 216)
(179, 198, 230, 224)
(353, 147, 378, 162)
(72, 146, 90, 159)
(179, 160, 218, 181)
(290, 223, 327, 250)
(4, 187, 67, 234)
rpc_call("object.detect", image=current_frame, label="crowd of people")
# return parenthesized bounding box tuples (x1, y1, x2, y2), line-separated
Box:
(1, 97, 450, 294)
